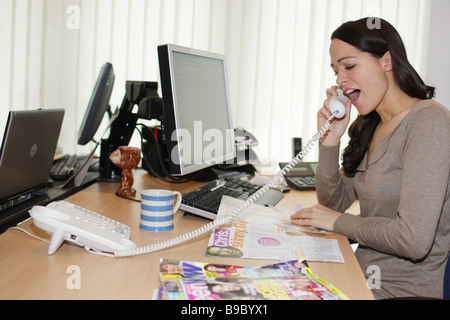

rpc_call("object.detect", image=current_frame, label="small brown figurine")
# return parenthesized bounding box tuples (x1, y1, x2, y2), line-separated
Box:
(109, 146, 141, 197)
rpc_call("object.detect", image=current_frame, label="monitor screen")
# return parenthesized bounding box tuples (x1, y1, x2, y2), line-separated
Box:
(158, 44, 235, 176)
(78, 62, 115, 145)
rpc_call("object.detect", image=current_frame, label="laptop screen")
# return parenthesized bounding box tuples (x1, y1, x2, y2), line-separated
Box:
(0, 109, 64, 205)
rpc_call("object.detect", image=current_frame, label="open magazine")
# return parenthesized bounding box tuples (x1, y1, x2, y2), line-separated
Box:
(156, 258, 348, 300)
(206, 196, 345, 263)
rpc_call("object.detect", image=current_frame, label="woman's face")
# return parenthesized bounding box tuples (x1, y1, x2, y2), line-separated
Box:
(329, 39, 391, 115)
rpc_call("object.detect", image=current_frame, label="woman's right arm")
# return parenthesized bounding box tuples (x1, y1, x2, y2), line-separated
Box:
(318, 86, 352, 146)
(315, 87, 356, 211)
(315, 144, 357, 212)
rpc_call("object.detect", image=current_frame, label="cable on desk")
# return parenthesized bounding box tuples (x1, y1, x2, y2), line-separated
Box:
(114, 192, 141, 203)
(8, 227, 50, 243)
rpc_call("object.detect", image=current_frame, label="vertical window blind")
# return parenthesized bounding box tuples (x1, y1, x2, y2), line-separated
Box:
(1, 0, 431, 163)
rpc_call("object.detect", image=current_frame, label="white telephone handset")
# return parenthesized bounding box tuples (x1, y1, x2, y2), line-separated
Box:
(329, 89, 348, 119)
(30, 90, 347, 257)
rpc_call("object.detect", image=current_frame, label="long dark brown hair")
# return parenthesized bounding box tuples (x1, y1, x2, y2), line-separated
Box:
(331, 18, 435, 177)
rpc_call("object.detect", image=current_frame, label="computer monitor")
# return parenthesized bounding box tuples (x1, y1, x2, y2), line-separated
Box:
(157, 44, 236, 176)
(78, 62, 115, 145)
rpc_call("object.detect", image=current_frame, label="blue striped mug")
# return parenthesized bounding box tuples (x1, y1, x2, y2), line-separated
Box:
(140, 189, 182, 232)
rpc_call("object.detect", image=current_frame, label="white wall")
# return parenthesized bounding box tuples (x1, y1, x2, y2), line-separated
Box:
(426, 0, 450, 110)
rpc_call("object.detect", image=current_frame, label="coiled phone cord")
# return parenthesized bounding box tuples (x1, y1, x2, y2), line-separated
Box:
(114, 112, 337, 257)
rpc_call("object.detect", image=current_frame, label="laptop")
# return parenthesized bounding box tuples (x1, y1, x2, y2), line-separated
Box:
(0, 109, 65, 210)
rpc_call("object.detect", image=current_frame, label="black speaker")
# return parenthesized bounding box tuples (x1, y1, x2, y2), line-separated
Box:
(293, 137, 302, 158)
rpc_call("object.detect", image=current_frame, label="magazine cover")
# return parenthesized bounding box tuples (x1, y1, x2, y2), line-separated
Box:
(206, 196, 345, 263)
(157, 259, 348, 300)
(159, 258, 248, 281)
(159, 258, 308, 281)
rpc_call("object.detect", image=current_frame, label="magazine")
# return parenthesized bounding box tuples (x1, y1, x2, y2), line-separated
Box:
(159, 258, 308, 281)
(206, 196, 345, 263)
(157, 258, 348, 300)
(159, 258, 247, 281)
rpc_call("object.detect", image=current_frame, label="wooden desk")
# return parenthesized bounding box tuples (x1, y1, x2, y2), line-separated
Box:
(0, 170, 373, 300)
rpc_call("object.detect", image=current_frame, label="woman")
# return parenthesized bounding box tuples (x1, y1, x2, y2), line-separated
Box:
(291, 18, 450, 299)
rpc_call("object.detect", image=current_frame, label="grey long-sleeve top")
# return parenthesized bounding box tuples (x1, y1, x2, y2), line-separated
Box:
(316, 100, 450, 299)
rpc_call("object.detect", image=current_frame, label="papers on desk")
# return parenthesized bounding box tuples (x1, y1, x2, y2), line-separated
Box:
(155, 258, 348, 300)
(206, 196, 345, 263)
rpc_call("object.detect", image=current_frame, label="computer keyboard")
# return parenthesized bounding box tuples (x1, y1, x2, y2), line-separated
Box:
(181, 177, 284, 220)
(50, 154, 82, 180)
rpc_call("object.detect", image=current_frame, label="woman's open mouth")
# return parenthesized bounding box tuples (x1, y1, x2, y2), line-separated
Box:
(345, 89, 361, 104)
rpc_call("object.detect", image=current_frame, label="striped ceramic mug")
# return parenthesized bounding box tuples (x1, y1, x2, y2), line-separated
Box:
(140, 189, 182, 232)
